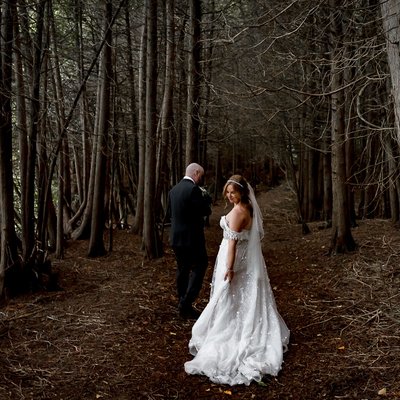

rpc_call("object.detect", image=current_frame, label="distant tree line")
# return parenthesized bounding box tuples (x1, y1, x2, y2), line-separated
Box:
(0, 0, 399, 296)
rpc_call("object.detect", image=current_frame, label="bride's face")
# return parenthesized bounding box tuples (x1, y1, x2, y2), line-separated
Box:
(226, 185, 241, 205)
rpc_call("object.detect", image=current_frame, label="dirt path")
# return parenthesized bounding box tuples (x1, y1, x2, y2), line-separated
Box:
(0, 184, 399, 399)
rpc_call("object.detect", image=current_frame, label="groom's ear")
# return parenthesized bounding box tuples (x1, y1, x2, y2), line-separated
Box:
(199, 174, 205, 186)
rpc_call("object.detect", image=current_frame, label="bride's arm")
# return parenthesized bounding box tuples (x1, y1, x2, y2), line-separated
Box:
(224, 238, 237, 283)
(224, 209, 244, 283)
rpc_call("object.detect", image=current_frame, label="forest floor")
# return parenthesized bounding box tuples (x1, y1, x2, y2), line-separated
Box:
(1, 183, 400, 400)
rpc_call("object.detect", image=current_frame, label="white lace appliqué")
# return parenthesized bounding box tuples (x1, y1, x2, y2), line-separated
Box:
(222, 216, 249, 242)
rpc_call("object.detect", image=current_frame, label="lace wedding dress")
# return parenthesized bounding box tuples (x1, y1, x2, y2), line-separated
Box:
(184, 189, 290, 386)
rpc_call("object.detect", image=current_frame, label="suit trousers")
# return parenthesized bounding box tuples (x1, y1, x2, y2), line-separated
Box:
(173, 245, 208, 310)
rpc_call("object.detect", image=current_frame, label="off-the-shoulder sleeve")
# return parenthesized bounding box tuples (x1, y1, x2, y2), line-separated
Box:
(224, 228, 240, 241)
(221, 215, 248, 241)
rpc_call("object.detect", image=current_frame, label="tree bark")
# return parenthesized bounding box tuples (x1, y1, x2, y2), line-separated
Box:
(380, 0, 400, 222)
(156, 0, 175, 219)
(143, 0, 162, 258)
(124, 2, 139, 185)
(185, 0, 202, 165)
(0, 0, 20, 297)
(131, 6, 147, 235)
(48, 0, 71, 257)
(88, 0, 113, 257)
(22, 0, 46, 263)
(329, 2, 357, 254)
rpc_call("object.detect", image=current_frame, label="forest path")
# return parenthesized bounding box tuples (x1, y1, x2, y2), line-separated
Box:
(0, 183, 399, 399)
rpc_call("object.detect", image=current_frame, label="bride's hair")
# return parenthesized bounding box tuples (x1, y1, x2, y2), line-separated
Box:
(223, 175, 253, 216)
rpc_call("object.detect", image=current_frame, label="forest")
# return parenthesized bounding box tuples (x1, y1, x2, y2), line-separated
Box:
(0, 0, 400, 308)
(1, 0, 400, 398)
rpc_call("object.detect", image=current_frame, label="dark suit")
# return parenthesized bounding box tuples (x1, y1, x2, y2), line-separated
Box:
(168, 178, 211, 312)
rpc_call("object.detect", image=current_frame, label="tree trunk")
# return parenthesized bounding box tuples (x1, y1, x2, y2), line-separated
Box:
(0, 0, 20, 297)
(185, 0, 202, 165)
(88, 0, 113, 257)
(124, 2, 139, 185)
(322, 129, 332, 223)
(380, 0, 400, 138)
(300, 141, 309, 220)
(22, 0, 46, 263)
(329, 2, 357, 254)
(48, 0, 70, 257)
(36, 45, 52, 256)
(156, 0, 175, 219)
(170, 11, 188, 182)
(143, 0, 162, 259)
(13, 4, 29, 237)
(199, 0, 215, 170)
(131, 7, 147, 235)
(384, 135, 399, 223)
(75, 0, 91, 205)
(380, 0, 400, 222)
(343, 42, 357, 227)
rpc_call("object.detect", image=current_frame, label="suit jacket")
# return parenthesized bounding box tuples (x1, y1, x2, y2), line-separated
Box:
(168, 178, 211, 248)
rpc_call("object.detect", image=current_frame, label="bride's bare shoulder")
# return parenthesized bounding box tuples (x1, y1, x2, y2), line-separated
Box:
(227, 205, 251, 231)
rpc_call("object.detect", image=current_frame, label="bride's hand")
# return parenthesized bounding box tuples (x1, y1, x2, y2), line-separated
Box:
(224, 269, 234, 283)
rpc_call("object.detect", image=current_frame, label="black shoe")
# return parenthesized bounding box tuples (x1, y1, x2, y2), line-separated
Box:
(179, 306, 201, 320)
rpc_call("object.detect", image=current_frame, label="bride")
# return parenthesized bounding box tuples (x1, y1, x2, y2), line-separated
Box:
(184, 175, 290, 386)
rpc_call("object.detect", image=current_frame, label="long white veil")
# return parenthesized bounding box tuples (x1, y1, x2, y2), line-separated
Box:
(248, 183, 264, 241)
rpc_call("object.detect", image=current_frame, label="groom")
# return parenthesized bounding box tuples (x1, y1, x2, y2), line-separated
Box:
(168, 163, 212, 319)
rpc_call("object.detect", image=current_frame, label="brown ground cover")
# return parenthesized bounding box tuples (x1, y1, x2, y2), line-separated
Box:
(0, 184, 399, 400)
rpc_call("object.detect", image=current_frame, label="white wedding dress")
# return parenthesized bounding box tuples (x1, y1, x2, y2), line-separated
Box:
(184, 198, 290, 385)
